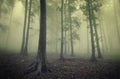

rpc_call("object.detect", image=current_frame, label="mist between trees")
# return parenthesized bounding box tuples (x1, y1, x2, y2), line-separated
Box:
(0, 0, 120, 60)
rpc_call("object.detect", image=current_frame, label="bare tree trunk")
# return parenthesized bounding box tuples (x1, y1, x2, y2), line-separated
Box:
(87, 20, 90, 54)
(24, 0, 32, 55)
(25, 0, 48, 74)
(60, 0, 64, 60)
(21, 0, 28, 55)
(87, 0, 96, 61)
(38, 0, 47, 72)
(99, 19, 105, 54)
(92, 15, 102, 58)
(64, 0, 67, 55)
(68, 0, 74, 57)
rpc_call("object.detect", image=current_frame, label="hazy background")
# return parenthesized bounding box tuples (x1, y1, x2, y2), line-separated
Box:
(0, 0, 120, 59)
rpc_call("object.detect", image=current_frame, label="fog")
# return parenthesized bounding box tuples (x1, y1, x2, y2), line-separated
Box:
(0, 0, 120, 59)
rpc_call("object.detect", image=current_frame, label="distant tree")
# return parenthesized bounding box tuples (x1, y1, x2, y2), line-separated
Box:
(86, 0, 96, 61)
(60, 0, 64, 60)
(91, 2, 102, 58)
(21, 0, 28, 55)
(24, 0, 32, 55)
(68, 0, 74, 56)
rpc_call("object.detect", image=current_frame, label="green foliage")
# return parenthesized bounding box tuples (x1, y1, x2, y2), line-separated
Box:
(80, 0, 104, 18)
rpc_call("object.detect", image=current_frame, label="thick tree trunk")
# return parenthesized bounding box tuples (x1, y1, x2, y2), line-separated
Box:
(60, 0, 64, 60)
(68, 0, 74, 57)
(25, 0, 48, 74)
(21, 0, 28, 55)
(87, 0, 96, 61)
(38, 0, 47, 72)
(24, 0, 32, 55)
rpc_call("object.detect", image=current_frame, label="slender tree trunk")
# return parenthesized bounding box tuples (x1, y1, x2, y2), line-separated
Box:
(60, 0, 64, 60)
(21, 0, 28, 55)
(37, 0, 47, 72)
(92, 12, 102, 58)
(24, 0, 32, 55)
(87, 20, 89, 54)
(87, 0, 96, 61)
(99, 19, 105, 54)
(64, 0, 67, 55)
(68, 0, 74, 57)
(0, 5, 2, 18)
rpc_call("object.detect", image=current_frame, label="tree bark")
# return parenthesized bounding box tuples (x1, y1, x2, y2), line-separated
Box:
(38, 0, 47, 72)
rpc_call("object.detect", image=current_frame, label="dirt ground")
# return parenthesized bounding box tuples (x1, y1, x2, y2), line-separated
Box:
(0, 52, 120, 79)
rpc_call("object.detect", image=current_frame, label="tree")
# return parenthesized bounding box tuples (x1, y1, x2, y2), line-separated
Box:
(37, 0, 48, 73)
(91, 5, 102, 58)
(24, 0, 32, 55)
(86, 0, 96, 61)
(68, 0, 74, 57)
(60, 0, 64, 60)
(25, 0, 48, 74)
(21, 0, 28, 55)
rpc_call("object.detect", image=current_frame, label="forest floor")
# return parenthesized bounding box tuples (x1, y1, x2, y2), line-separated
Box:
(0, 52, 120, 79)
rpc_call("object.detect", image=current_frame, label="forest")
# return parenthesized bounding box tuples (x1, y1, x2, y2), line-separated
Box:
(0, 0, 120, 79)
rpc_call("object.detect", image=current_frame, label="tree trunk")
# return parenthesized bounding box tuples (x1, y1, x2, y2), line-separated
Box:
(68, 0, 74, 57)
(60, 0, 64, 60)
(87, 20, 90, 54)
(64, 0, 67, 55)
(37, 0, 47, 73)
(24, 0, 32, 55)
(21, 0, 28, 55)
(0, 5, 2, 18)
(25, 0, 48, 74)
(91, 10, 102, 58)
(87, 0, 96, 61)
(99, 19, 105, 54)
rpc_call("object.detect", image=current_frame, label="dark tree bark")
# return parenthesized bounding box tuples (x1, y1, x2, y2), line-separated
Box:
(21, 0, 28, 55)
(24, 0, 32, 55)
(60, 0, 64, 60)
(68, 0, 74, 57)
(87, 0, 96, 61)
(37, 0, 47, 72)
